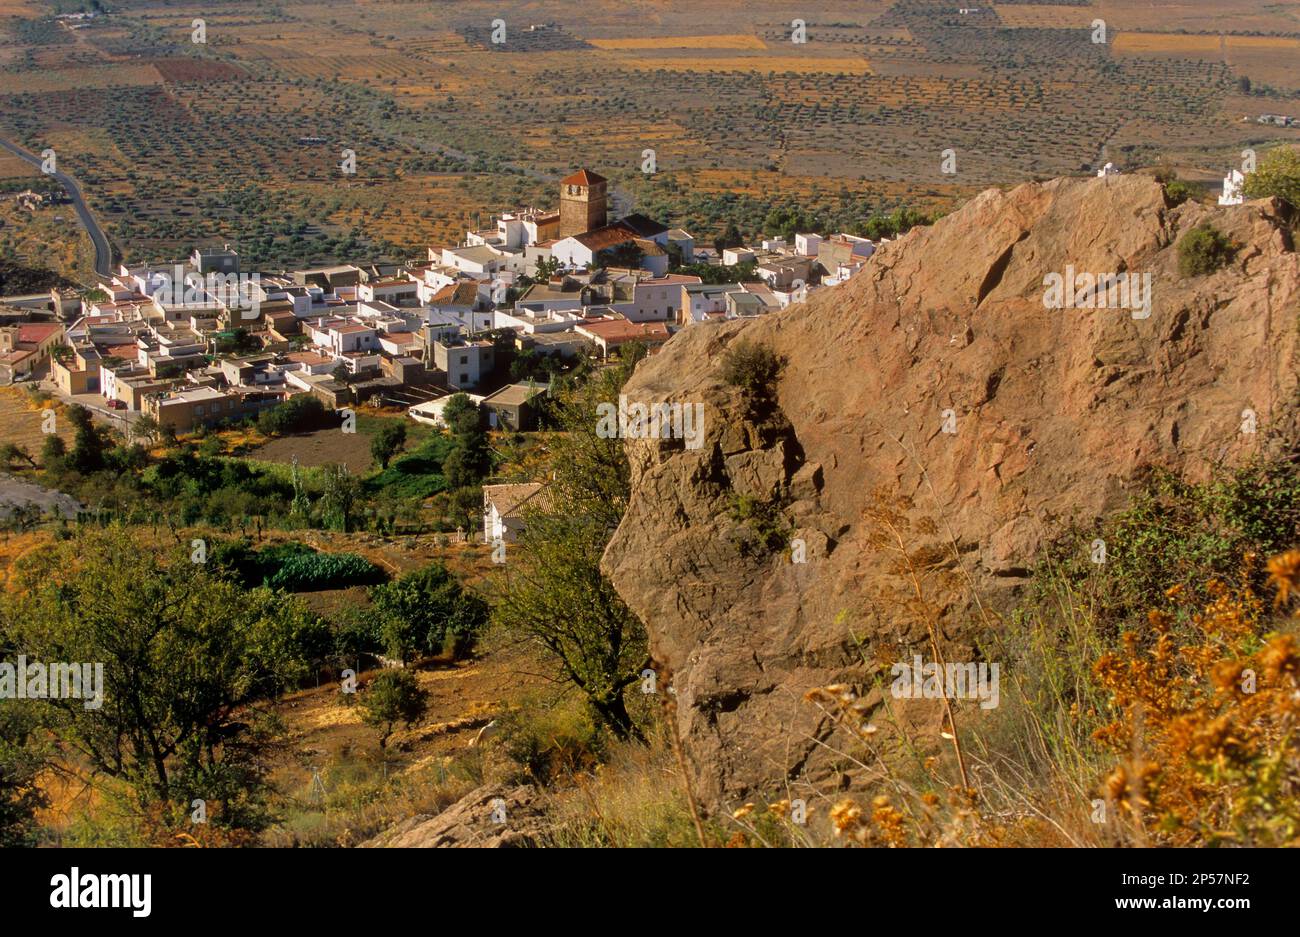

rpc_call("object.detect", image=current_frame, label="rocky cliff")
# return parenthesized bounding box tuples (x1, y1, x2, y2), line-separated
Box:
(602, 176, 1300, 804)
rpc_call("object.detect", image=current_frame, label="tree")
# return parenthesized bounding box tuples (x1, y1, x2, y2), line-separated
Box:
(370, 421, 407, 469)
(318, 463, 360, 532)
(257, 395, 326, 436)
(66, 404, 105, 474)
(0, 443, 34, 469)
(358, 670, 428, 749)
(441, 393, 480, 437)
(444, 485, 482, 534)
(40, 434, 65, 471)
(713, 223, 744, 253)
(1244, 145, 1300, 209)
(600, 242, 644, 269)
(1, 529, 324, 812)
(443, 443, 487, 490)
(533, 255, 561, 279)
(132, 414, 161, 444)
(490, 359, 648, 739)
(441, 394, 490, 488)
(371, 561, 488, 662)
(0, 703, 47, 847)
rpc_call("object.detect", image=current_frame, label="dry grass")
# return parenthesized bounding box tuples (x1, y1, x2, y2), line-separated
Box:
(0, 529, 52, 584)
(1225, 36, 1300, 50)
(0, 0, 43, 14)
(0, 153, 39, 180)
(540, 727, 712, 848)
(0, 388, 72, 453)
(775, 550, 1300, 849)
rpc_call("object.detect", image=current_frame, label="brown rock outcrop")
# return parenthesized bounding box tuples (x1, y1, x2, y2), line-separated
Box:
(361, 785, 544, 847)
(602, 176, 1300, 804)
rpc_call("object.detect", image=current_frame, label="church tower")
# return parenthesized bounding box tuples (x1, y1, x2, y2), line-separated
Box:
(558, 168, 608, 238)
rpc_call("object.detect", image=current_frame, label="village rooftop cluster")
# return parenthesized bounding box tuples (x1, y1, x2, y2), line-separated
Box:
(1, 169, 882, 437)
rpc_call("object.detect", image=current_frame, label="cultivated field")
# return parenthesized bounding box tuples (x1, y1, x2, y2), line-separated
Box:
(0, 389, 72, 453)
(588, 34, 768, 50)
(246, 426, 379, 474)
(0, 0, 1296, 274)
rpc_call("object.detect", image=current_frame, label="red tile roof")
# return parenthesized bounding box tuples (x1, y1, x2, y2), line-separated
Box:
(576, 318, 670, 345)
(430, 281, 480, 306)
(574, 224, 640, 252)
(560, 168, 607, 186)
(16, 323, 62, 345)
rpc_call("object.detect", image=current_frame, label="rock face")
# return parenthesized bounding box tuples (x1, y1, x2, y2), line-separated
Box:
(361, 785, 544, 848)
(602, 176, 1300, 805)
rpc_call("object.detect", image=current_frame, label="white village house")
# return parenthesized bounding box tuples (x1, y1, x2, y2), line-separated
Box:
(482, 482, 547, 543)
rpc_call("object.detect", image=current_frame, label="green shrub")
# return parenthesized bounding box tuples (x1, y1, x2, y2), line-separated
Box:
(498, 696, 602, 785)
(363, 434, 455, 498)
(1177, 223, 1236, 276)
(721, 340, 784, 398)
(369, 561, 488, 661)
(1243, 145, 1300, 208)
(727, 493, 790, 557)
(721, 340, 787, 425)
(214, 540, 385, 591)
(357, 670, 428, 749)
(257, 395, 329, 437)
(1031, 455, 1300, 634)
(1163, 179, 1193, 207)
(370, 421, 406, 469)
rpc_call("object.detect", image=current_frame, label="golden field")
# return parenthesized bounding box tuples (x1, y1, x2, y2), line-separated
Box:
(589, 34, 768, 50)
(611, 54, 874, 74)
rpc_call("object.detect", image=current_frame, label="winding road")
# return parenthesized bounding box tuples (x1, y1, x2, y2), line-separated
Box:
(1, 137, 114, 278)
(3, 133, 622, 283)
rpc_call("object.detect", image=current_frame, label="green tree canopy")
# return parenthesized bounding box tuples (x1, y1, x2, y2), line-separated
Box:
(370, 421, 407, 469)
(1244, 145, 1300, 208)
(490, 355, 648, 739)
(370, 561, 488, 662)
(1, 529, 328, 815)
(358, 669, 428, 749)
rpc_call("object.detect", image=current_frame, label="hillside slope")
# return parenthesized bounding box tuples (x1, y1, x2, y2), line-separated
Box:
(602, 176, 1300, 803)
